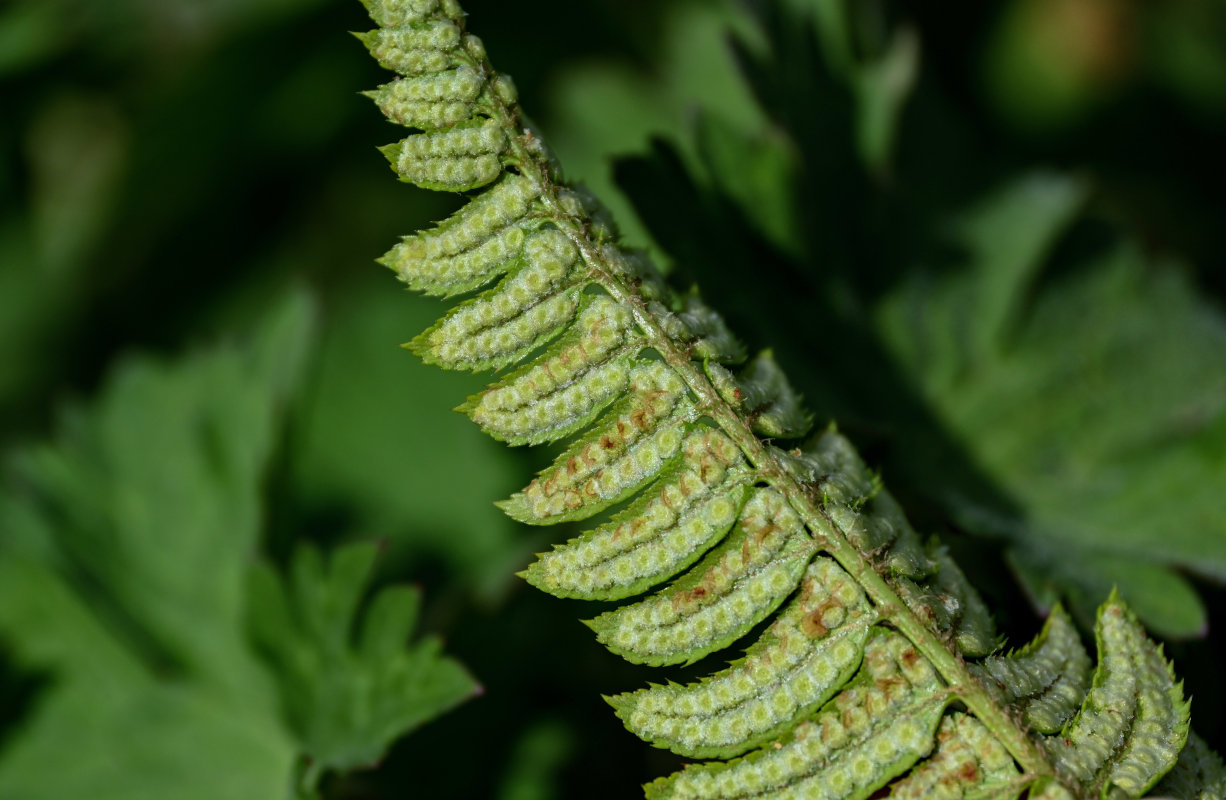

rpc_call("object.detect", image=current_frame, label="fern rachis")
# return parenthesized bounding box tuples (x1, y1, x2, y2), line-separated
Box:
(351, 0, 1222, 797)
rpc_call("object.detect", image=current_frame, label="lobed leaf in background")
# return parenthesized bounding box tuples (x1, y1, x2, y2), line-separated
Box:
(547, 0, 1226, 645)
(0, 291, 476, 799)
(249, 541, 478, 793)
(1, 2, 693, 794)
(876, 178, 1226, 640)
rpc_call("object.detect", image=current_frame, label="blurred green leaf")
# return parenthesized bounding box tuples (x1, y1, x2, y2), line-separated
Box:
(1148, 1, 1226, 119)
(853, 25, 919, 177)
(694, 111, 801, 255)
(0, 290, 479, 797)
(0, 291, 316, 798)
(0, 91, 128, 412)
(543, 1, 763, 252)
(248, 541, 479, 790)
(0, 1, 72, 75)
(878, 175, 1226, 637)
(26, 92, 129, 275)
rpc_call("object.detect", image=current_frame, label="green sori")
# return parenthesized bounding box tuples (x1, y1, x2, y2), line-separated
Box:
(353, 0, 1224, 797)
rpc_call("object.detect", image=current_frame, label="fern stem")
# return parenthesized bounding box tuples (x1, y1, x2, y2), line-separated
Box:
(476, 45, 1054, 785)
(804, 509, 1053, 777)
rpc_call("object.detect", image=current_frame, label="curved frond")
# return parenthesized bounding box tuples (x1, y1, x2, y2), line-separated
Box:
(351, 1, 1217, 796)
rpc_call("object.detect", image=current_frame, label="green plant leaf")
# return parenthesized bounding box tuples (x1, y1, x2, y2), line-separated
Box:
(877, 176, 1226, 637)
(247, 540, 480, 780)
(541, 1, 764, 252)
(0, 291, 315, 799)
(0, 289, 479, 797)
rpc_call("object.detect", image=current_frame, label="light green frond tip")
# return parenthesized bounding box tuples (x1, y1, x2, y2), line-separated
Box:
(499, 362, 694, 525)
(407, 228, 582, 372)
(381, 118, 506, 191)
(461, 294, 641, 445)
(365, 66, 485, 130)
(380, 173, 541, 297)
(354, 19, 461, 75)
(360, 0, 462, 29)
(523, 429, 751, 601)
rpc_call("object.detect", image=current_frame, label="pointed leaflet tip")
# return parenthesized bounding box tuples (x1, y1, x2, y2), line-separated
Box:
(496, 494, 550, 526)
(377, 142, 401, 169)
(494, 494, 527, 521)
(603, 692, 632, 714)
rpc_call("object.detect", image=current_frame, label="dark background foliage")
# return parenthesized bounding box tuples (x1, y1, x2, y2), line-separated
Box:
(1, 0, 1224, 797)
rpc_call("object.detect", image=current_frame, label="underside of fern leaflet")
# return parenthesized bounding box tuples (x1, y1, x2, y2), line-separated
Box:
(353, 0, 1218, 796)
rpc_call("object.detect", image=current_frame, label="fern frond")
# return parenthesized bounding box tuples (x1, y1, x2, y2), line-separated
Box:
(499, 361, 694, 525)
(972, 605, 1092, 734)
(352, 1, 1212, 796)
